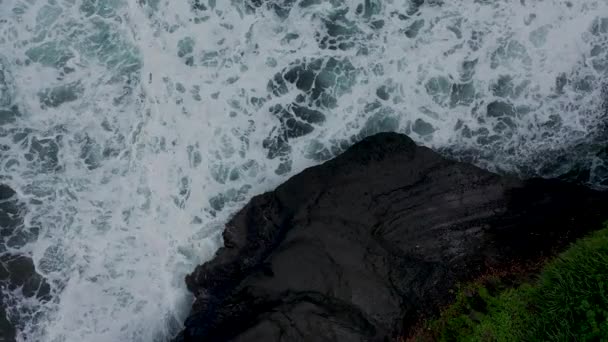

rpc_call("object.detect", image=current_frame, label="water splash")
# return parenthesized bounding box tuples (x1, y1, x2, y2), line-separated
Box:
(0, 0, 607, 341)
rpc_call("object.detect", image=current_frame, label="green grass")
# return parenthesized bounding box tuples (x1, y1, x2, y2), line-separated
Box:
(421, 225, 608, 342)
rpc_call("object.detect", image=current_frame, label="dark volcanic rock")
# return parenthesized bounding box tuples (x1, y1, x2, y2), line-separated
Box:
(177, 132, 608, 342)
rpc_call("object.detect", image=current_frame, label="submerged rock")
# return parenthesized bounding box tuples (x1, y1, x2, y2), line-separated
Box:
(0, 185, 49, 342)
(177, 132, 608, 341)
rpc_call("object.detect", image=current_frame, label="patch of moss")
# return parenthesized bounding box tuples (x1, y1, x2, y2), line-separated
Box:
(419, 225, 608, 342)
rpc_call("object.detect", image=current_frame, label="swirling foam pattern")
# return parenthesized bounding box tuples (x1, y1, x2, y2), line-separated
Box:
(0, 0, 607, 341)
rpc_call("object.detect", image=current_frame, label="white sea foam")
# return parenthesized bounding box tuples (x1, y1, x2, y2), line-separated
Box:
(0, 0, 607, 341)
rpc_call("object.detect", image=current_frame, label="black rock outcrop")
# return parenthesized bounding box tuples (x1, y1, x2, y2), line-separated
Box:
(177, 132, 608, 341)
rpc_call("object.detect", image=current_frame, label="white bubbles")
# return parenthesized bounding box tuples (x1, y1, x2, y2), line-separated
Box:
(0, 0, 607, 341)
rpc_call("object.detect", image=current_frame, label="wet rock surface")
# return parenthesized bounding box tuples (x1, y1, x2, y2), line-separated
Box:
(177, 132, 608, 341)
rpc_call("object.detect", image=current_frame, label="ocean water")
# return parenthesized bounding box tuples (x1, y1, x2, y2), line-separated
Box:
(0, 0, 607, 341)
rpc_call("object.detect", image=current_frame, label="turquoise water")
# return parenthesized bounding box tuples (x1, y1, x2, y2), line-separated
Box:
(0, 0, 607, 341)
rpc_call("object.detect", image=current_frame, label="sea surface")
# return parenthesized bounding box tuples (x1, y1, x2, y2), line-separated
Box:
(0, 0, 607, 341)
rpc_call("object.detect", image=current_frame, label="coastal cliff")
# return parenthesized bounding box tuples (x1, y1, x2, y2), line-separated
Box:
(177, 133, 608, 341)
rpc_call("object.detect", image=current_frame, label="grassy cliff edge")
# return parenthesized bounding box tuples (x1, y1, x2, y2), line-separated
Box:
(412, 224, 608, 341)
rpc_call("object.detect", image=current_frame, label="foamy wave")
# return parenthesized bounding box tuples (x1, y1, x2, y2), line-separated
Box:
(0, 0, 606, 341)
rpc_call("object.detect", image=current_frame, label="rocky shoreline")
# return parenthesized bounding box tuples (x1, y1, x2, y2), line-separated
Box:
(176, 132, 608, 341)
(1, 133, 606, 341)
